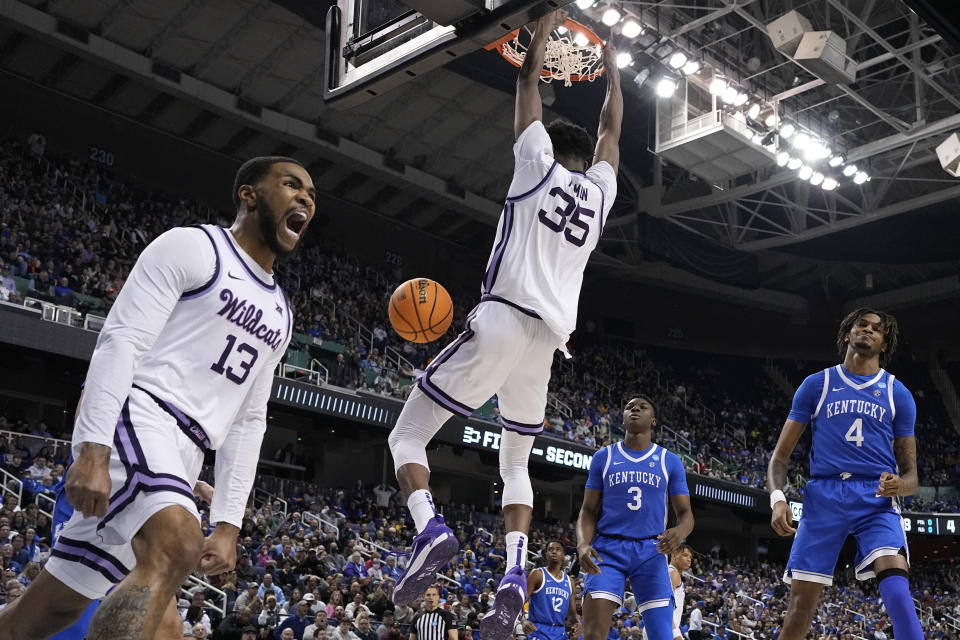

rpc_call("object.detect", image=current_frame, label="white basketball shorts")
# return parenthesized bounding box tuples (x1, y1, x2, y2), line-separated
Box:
(416, 296, 559, 434)
(45, 386, 207, 599)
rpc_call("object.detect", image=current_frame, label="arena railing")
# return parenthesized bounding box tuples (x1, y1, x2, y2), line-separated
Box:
(35, 492, 56, 519)
(251, 487, 288, 519)
(182, 574, 227, 620)
(0, 467, 23, 511)
(301, 511, 339, 539)
(0, 429, 72, 461)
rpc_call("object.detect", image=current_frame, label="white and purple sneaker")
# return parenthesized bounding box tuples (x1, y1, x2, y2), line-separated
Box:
(392, 515, 458, 605)
(479, 565, 527, 640)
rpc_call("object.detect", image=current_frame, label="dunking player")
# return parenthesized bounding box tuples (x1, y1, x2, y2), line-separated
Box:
(522, 541, 580, 640)
(386, 7, 622, 640)
(0, 156, 314, 640)
(577, 396, 694, 640)
(768, 308, 923, 640)
(386, 6, 621, 639)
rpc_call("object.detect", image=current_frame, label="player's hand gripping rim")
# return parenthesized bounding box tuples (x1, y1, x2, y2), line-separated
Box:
(770, 501, 797, 537)
(577, 544, 603, 574)
(65, 442, 112, 519)
(876, 471, 902, 498)
(656, 528, 684, 555)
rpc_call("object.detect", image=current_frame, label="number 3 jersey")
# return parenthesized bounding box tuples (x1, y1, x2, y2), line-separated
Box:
(74, 224, 292, 460)
(483, 120, 617, 348)
(787, 365, 916, 478)
(585, 442, 688, 540)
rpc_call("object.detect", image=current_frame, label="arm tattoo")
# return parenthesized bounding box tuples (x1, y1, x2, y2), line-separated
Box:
(893, 437, 916, 475)
(767, 458, 789, 493)
(88, 584, 152, 640)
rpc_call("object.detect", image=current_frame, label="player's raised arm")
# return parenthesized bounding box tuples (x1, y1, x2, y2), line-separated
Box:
(593, 42, 623, 174)
(515, 8, 567, 139)
(767, 418, 806, 536)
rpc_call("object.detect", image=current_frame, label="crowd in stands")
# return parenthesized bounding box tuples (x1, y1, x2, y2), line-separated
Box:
(1, 134, 959, 493)
(1, 465, 958, 640)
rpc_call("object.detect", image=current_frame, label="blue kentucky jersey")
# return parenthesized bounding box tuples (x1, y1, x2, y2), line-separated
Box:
(529, 567, 572, 626)
(787, 365, 916, 478)
(51, 455, 75, 541)
(585, 442, 688, 539)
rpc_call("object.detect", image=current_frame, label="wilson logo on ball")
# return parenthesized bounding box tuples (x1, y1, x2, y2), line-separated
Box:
(388, 278, 453, 344)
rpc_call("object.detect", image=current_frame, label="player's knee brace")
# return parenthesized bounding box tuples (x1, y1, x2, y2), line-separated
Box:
(499, 429, 535, 507)
(877, 568, 924, 640)
(387, 387, 451, 472)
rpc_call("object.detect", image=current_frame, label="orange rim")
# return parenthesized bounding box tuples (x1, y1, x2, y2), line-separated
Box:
(484, 17, 605, 82)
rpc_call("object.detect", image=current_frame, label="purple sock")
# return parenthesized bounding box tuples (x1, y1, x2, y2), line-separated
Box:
(877, 570, 923, 640)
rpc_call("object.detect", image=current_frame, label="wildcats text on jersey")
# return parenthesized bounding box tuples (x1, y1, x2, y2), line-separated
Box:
(607, 470, 663, 488)
(824, 399, 887, 421)
(217, 288, 285, 351)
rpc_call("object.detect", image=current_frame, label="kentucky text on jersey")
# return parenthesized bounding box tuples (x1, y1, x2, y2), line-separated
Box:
(217, 288, 285, 351)
(607, 470, 663, 488)
(824, 399, 887, 421)
(543, 585, 569, 597)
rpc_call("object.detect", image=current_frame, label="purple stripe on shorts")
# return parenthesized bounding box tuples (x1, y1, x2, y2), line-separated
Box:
(479, 294, 541, 319)
(499, 416, 545, 435)
(51, 548, 125, 584)
(98, 471, 194, 531)
(53, 538, 130, 582)
(417, 377, 473, 418)
(112, 400, 137, 468)
(417, 307, 482, 417)
(483, 204, 514, 293)
(180, 225, 221, 300)
(134, 385, 212, 452)
(120, 402, 147, 465)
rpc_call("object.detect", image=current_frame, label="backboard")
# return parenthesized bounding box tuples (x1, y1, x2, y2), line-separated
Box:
(324, 0, 570, 108)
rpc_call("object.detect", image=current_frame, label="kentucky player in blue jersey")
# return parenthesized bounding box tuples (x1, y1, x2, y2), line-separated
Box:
(768, 308, 923, 640)
(523, 541, 580, 640)
(577, 395, 694, 640)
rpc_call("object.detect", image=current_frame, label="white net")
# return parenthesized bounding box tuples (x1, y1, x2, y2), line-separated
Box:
(498, 24, 604, 87)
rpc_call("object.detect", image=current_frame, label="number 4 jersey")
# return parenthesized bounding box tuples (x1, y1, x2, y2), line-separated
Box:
(787, 365, 916, 478)
(483, 120, 617, 349)
(74, 224, 292, 457)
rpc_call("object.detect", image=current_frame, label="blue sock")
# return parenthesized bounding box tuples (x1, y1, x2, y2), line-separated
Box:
(877, 569, 923, 640)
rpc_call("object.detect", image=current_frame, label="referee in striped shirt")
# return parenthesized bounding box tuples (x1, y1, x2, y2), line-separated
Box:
(410, 586, 458, 640)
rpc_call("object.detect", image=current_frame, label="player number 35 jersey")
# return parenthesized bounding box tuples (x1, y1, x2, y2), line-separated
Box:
(482, 120, 617, 346)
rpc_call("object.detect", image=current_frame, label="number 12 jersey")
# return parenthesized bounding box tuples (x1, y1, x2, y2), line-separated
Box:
(483, 120, 617, 349)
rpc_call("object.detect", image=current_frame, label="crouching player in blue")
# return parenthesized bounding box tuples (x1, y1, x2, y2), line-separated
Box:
(577, 395, 694, 640)
(768, 307, 924, 640)
(522, 541, 580, 640)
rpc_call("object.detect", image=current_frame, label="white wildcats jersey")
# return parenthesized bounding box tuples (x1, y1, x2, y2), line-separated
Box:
(130, 225, 291, 448)
(669, 564, 684, 630)
(482, 120, 616, 346)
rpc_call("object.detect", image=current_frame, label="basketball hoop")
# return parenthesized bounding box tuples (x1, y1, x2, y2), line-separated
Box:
(485, 17, 605, 87)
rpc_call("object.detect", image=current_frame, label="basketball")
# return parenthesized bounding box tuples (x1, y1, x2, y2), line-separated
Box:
(388, 278, 454, 343)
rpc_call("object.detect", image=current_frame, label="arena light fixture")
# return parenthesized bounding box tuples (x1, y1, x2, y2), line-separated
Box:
(809, 171, 825, 186)
(776, 151, 790, 166)
(760, 131, 778, 146)
(787, 157, 803, 170)
(575, 0, 596, 9)
(792, 132, 811, 150)
(602, 8, 621, 26)
(821, 177, 839, 191)
(721, 85, 738, 104)
(828, 154, 845, 167)
(764, 111, 778, 128)
(633, 28, 660, 50)
(805, 142, 829, 162)
(668, 51, 688, 70)
(854, 171, 869, 184)
(798, 165, 814, 180)
(573, 31, 590, 47)
(710, 77, 727, 95)
(681, 60, 701, 75)
(747, 103, 761, 121)
(656, 76, 678, 98)
(616, 52, 633, 68)
(779, 122, 796, 138)
(733, 92, 749, 106)
(621, 20, 643, 39)
(842, 164, 858, 177)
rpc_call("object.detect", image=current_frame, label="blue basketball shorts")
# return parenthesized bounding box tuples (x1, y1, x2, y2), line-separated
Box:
(530, 624, 567, 640)
(784, 477, 909, 585)
(583, 536, 673, 612)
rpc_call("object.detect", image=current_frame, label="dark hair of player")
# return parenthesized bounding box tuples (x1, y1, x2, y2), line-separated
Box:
(546, 120, 595, 167)
(625, 394, 658, 418)
(836, 307, 899, 368)
(544, 539, 564, 552)
(232, 156, 307, 209)
(670, 543, 692, 559)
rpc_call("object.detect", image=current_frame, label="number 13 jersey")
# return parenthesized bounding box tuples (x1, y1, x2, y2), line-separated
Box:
(483, 120, 617, 348)
(787, 365, 916, 479)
